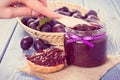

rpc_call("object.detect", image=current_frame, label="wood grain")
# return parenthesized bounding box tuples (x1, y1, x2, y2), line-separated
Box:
(111, 0, 120, 17)
(0, 19, 17, 62)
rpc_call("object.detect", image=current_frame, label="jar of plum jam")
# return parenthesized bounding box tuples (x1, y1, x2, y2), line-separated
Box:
(64, 23, 107, 67)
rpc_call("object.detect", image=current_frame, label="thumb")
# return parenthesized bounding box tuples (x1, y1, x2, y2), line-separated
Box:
(23, 0, 60, 19)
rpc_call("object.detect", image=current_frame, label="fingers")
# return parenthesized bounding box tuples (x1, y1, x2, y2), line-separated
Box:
(0, 7, 38, 18)
(39, 0, 47, 7)
(22, 0, 60, 18)
(1, 0, 60, 18)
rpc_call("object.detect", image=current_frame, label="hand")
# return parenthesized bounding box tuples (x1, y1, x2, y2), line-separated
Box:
(0, 0, 60, 19)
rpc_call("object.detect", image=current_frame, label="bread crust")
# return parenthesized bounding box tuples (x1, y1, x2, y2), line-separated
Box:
(27, 60, 65, 73)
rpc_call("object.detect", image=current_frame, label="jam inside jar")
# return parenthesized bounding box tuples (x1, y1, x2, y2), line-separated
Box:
(64, 23, 107, 67)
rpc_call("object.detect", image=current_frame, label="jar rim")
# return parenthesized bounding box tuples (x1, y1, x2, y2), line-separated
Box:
(65, 22, 106, 36)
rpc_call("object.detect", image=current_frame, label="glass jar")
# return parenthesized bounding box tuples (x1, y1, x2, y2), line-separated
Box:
(64, 23, 107, 67)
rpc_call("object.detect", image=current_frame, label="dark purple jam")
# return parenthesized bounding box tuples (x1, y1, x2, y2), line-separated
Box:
(26, 48, 66, 66)
(64, 23, 107, 67)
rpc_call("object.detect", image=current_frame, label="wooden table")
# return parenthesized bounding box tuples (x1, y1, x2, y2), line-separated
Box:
(0, 0, 120, 80)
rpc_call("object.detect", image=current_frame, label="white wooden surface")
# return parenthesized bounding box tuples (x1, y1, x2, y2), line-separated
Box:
(0, 19, 17, 61)
(0, 0, 120, 80)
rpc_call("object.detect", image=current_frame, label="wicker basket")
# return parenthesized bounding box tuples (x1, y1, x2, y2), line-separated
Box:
(17, 1, 88, 46)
